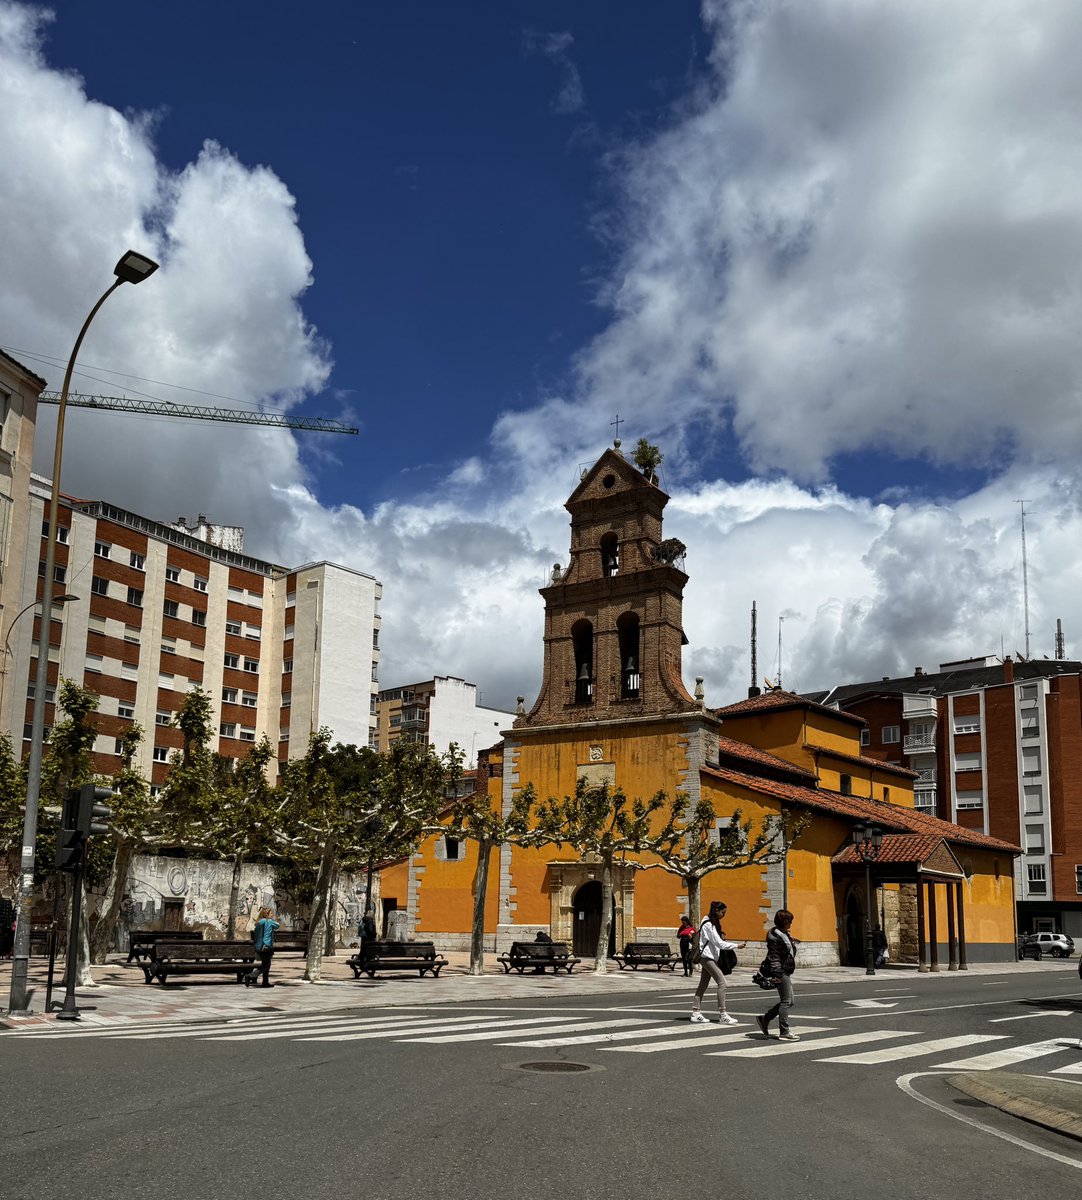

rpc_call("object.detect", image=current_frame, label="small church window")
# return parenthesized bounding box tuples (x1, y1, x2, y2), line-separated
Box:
(617, 612, 640, 700)
(572, 619, 594, 704)
(600, 532, 620, 577)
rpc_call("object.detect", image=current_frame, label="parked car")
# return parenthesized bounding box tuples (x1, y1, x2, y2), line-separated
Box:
(1019, 931, 1075, 960)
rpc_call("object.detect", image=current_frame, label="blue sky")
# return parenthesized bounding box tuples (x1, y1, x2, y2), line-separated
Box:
(3, 1, 1082, 713)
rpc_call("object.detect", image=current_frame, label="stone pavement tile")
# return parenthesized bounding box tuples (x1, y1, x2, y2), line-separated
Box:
(1, 951, 1072, 1031)
(948, 1070, 1082, 1141)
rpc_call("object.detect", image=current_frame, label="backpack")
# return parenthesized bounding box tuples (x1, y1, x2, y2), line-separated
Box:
(689, 923, 704, 965)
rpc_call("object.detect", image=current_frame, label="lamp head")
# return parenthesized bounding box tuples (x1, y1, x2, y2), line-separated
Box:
(114, 250, 159, 285)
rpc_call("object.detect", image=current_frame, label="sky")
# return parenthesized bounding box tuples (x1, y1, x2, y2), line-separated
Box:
(2, 0, 1082, 716)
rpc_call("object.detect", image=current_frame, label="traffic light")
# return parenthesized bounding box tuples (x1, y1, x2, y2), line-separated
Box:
(75, 783, 115, 837)
(55, 827, 84, 871)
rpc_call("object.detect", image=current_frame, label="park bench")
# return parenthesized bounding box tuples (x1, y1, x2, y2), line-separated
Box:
(271, 930, 309, 954)
(496, 941, 581, 975)
(141, 939, 257, 985)
(127, 929, 204, 963)
(347, 940, 448, 979)
(612, 941, 678, 971)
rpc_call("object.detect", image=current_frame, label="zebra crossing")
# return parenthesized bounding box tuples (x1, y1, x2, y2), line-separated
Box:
(12, 1006, 1082, 1075)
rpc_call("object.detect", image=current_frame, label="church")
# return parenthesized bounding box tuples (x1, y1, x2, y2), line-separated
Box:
(383, 443, 1020, 966)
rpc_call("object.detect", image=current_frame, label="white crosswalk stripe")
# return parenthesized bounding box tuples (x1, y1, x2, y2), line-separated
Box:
(709, 1030, 912, 1058)
(937, 1038, 1076, 1071)
(298, 1016, 571, 1042)
(604, 1025, 834, 1053)
(405, 1018, 655, 1044)
(819, 1034, 1004, 1064)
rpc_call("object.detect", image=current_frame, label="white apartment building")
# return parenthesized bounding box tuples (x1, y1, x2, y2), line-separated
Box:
(6, 476, 382, 785)
(376, 675, 516, 767)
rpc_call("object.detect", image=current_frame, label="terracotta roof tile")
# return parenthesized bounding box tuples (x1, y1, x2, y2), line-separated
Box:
(713, 689, 866, 727)
(701, 763, 1019, 854)
(802, 743, 918, 779)
(715, 736, 816, 781)
(832, 833, 943, 865)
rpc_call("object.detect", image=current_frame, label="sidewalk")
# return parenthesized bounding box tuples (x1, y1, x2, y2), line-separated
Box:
(948, 1071, 1082, 1142)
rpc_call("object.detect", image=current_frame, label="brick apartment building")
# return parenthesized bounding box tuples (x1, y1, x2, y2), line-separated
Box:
(3, 474, 382, 786)
(376, 675, 516, 767)
(810, 656, 1082, 941)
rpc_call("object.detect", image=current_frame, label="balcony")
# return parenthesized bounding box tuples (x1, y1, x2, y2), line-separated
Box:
(913, 789, 937, 812)
(902, 695, 937, 719)
(904, 732, 936, 752)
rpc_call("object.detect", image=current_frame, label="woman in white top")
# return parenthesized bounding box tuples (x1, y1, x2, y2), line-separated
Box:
(691, 900, 745, 1024)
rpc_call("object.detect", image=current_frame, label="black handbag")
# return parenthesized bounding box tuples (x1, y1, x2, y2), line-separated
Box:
(719, 947, 738, 976)
(751, 956, 777, 989)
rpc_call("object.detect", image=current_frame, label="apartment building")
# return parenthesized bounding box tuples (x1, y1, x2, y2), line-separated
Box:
(376, 675, 516, 767)
(6, 475, 382, 785)
(811, 655, 1082, 939)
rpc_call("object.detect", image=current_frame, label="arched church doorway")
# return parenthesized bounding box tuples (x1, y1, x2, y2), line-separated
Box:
(844, 888, 866, 967)
(572, 881, 616, 958)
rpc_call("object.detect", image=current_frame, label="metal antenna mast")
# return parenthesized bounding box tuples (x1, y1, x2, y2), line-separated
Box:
(1056, 618, 1065, 661)
(1018, 500, 1031, 660)
(38, 391, 358, 435)
(749, 601, 760, 698)
(777, 616, 784, 691)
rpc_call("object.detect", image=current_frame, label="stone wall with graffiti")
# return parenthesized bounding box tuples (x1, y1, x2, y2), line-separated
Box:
(98, 854, 382, 952)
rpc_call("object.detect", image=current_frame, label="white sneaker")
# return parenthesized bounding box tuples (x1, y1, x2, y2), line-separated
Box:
(690, 1011, 709, 1023)
(719, 1013, 739, 1025)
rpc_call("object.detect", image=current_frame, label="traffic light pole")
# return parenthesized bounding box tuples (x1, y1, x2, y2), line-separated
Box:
(55, 851, 86, 1021)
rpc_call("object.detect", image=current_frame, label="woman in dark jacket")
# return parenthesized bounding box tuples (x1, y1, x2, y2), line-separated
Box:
(676, 915, 695, 976)
(757, 909, 798, 1041)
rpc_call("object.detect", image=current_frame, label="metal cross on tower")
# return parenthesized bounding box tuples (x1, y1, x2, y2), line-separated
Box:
(610, 413, 623, 442)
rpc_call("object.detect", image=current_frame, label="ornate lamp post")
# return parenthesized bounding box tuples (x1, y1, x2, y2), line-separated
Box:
(7, 250, 158, 1015)
(851, 823, 883, 976)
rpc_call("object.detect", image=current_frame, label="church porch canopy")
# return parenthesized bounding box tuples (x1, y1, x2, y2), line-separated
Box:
(831, 834, 966, 884)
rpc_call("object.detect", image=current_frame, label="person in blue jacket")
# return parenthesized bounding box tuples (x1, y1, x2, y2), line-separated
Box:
(246, 907, 280, 988)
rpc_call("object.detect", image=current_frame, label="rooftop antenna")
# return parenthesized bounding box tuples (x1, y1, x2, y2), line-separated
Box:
(1018, 500, 1031, 661)
(749, 602, 761, 698)
(776, 615, 785, 691)
(1055, 618, 1065, 661)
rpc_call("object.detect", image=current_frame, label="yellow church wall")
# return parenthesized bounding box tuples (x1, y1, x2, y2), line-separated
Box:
(718, 710, 807, 761)
(380, 860, 410, 909)
(812, 753, 916, 807)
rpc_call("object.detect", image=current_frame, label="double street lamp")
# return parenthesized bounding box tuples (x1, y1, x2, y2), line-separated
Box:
(7, 250, 158, 1016)
(851, 823, 883, 976)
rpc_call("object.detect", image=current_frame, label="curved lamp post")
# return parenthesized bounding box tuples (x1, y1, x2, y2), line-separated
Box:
(0, 594, 80, 720)
(852, 823, 883, 976)
(7, 251, 158, 1016)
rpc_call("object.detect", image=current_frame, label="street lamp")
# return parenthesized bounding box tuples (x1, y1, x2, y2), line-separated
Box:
(0, 594, 80, 721)
(7, 250, 158, 1016)
(851, 823, 883, 976)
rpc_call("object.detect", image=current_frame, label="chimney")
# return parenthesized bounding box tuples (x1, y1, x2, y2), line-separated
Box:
(914, 667, 924, 677)
(1003, 655, 1014, 684)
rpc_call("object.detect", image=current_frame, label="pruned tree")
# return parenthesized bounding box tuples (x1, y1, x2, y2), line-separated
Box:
(0, 732, 26, 891)
(158, 687, 219, 849)
(645, 795, 810, 925)
(89, 723, 153, 962)
(528, 778, 670, 975)
(444, 755, 535, 976)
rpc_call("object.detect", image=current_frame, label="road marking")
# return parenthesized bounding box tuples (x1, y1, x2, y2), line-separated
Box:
(844, 999, 900, 1009)
(938, 1038, 1077, 1070)
(87, 1013, 423, 1040)
(897, 1072, 1082, 1170)
(298, 1016, 570, 1042)
(822, 1034, 1003, 1064)
(989, 1010, 1074, 1023)
(710, 1030, 912, 1058)
(604, 1025, 833, 1053)
(495, 1020, 695, 1047)
(411, 1018, 658, 1045)
(208, 1016, 467, 1042)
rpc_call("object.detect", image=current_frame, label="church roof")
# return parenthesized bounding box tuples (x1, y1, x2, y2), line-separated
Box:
(715, 736, 817, 782)
(701, 763, 1019, 854)
(801, 743, 918, 779)
(713, 689, 867, 728)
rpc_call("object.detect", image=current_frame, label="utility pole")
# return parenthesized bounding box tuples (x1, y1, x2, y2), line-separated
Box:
(1018, 500, 1031, 661)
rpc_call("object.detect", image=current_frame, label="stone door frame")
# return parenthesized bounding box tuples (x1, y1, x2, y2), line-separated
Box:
(547, 859, 635, 952)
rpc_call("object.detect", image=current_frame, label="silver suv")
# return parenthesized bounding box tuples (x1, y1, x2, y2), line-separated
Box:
(1019, 932, 1075, 960)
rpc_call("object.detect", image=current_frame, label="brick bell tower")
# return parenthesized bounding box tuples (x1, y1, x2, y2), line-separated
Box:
(520, 441, 697, 727)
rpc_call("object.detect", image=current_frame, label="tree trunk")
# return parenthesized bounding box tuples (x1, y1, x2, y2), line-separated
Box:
(687, 875, 702, 927)
(469, 838, 492, 976)
(76, 876, 94, 986)
(303, 838, 336, 982)
(90, 839, 135, 963)
(324, 865, 338, 956)
(594, 855, 613, 975)
(226, 852, 245, 939)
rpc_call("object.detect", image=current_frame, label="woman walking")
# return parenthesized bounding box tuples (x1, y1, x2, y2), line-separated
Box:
(691, 900, 745, 1024)
(246, 907, 280, 989)
(677, 914, 696, 977)
(757, 908, 799, 1041)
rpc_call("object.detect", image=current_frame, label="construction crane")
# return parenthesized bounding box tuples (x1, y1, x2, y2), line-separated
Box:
(38, 391, 358, 435)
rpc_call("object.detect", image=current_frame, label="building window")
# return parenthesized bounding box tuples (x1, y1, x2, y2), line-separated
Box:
(283, 658, 293, 674)
(149, 785, 162, 799)
(222, 688, 238, 704)
(152, 746, 169, 763)
(220, 723, 237, 738)
(279, 729, 289, 743)
(241, 691, 257, 707)
(95, 541, 111, 559)
(281, 693, 291, 708)
(1022, 747, 1041, 777)
(1076, 865, 1082, 896)
(161, 638, 176, 656)
(953, 715, 980, 735)
(372, 629, 380, 649)
(114, 738, 126, 755)
(226, 619, 242, 635)
(1024, 786, 1043, 815)
(91, 576, 109, 597)
(120, 662, 138, 681)
(244, 623, 260, 640)
(224, 653, 239, 669)
(27, 683, 57, 704)
(85, 654, 103, 673)
(156, 710, 172, 727)
(39, 561, 66, 583)
(371, 662, 379, 683)
(163, 600, 179, 619)
(1025, 824, 1045, 854)
(118, 703, 135, 719)
(165, 566, 180, 583)
(1021, 715, 1040, 739)
(444, 836, 463, 861)
(284, 625, 295, 641)
(42, 521, 70, 544)
(1020, 684, 1038, 701)
(881, 725, 900, 744)
(192, 609, 206, 627)
(839, 774, 852, 796)
(124, 626, 140, 644)
(239, 727, 256, 742)
(1027, 864, 1047, 894)
(194, 577, 208, 593)
(130, 551, 145, 571)
(956, 791, 983, 810)
(600, 531, 620, 577)
(955, 752, 981, 772)
(127, 587, 143, 608)
(243, 658, 258, 674)
(859, 729, 870, 747)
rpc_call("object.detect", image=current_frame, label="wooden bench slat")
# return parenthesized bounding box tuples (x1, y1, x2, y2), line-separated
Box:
(348, 940, 448, 979)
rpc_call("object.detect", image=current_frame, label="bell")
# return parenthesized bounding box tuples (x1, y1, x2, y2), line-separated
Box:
(577, 662, 592, 682)
(623, 656, 638, 674)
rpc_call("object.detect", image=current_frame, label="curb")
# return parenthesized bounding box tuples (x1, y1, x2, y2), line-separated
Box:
(947, 1071, 1082, 1141)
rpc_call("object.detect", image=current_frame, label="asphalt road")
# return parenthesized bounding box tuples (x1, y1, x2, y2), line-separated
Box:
(5, 965, 1082, 1200)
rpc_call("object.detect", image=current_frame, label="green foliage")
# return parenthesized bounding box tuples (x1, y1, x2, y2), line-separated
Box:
(0, 732, 25, 885)
(158, 688, 218, 848)
(529, 777, 668, 858)
(632, 438, 663, 475)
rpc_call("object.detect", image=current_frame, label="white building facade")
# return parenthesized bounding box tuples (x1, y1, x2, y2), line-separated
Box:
(377, 675, 516, 766)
